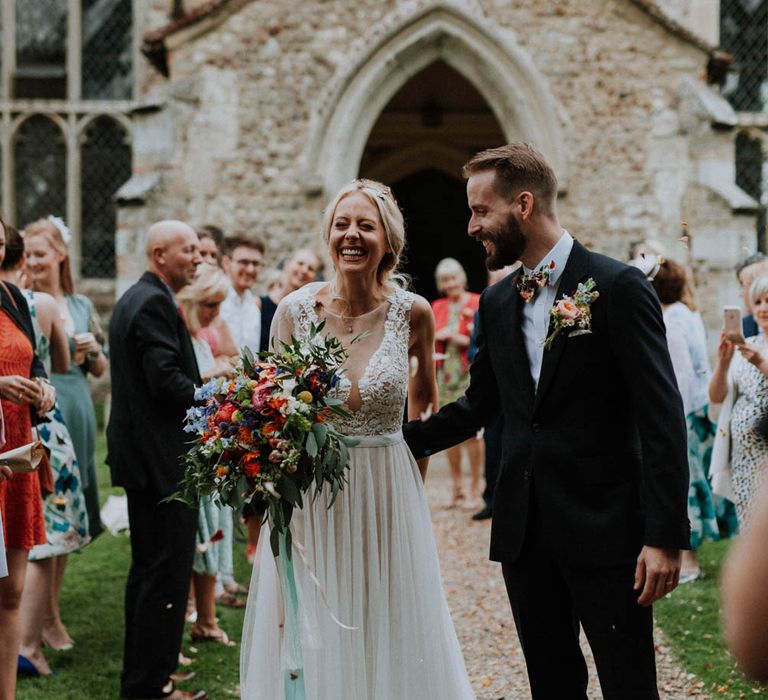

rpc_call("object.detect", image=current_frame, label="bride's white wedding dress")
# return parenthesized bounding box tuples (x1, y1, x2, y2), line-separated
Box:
(241, 282, 475, 699)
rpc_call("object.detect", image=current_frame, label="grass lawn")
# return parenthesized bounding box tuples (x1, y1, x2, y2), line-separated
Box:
(15, 423, 768, 698)
(654, 540, 768, 698)
(16, 430, 251, 700)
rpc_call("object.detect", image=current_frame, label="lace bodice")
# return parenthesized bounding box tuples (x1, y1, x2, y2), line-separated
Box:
(271, 282, 415, 436)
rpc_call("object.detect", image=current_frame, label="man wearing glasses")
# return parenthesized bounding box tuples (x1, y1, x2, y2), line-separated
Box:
(220, 234, 265, 355)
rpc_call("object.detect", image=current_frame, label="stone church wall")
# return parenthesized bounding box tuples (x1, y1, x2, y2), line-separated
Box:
(119, 0, 755, 341)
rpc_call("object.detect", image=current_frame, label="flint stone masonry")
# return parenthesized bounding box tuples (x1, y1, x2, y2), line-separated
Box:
(119, 0, 757, 344)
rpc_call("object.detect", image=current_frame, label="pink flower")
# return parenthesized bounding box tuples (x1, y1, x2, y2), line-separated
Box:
(555, 299, 581, 321)
(252, 383, 276, 409)
(269, 450, 284, 463)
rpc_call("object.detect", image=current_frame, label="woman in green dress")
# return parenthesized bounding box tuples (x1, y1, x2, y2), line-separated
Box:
(24, 218, 106, 648)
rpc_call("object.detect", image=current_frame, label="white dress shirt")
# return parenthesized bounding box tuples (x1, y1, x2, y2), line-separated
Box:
(221, 287, 261, 354)
(520, 231, 574, 389)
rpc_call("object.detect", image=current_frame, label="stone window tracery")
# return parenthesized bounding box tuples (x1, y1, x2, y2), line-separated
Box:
(0, 0, 136, 281)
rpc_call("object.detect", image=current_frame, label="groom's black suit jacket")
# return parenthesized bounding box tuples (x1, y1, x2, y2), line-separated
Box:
(107, 272, 201, 497)
(405, 241, 690, 567)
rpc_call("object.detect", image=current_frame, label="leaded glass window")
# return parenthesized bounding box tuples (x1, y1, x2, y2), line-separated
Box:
(720, 0, 768, 112)
(15, 0, 68, 99)
(14, 115, 66, 229)
(82, 0, 133, 100)
(80, 116, 131, 277)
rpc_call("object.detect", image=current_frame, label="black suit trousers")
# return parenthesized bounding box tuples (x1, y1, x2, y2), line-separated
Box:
(121, 488, 198, 698)
(501, 494, 658, 700)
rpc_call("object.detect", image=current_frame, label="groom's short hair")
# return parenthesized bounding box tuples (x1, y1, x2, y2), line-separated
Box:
(462, 143, 558, 215)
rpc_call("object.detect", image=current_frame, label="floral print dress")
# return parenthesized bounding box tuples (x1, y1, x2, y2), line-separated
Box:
(24, 291, 90, 559)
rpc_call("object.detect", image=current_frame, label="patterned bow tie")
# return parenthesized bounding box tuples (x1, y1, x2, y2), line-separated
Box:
(516, 261, 555, 303)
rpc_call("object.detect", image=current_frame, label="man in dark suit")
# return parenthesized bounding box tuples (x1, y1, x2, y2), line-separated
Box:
(107, 220, 205, 700)
(404, 144, 690, 699)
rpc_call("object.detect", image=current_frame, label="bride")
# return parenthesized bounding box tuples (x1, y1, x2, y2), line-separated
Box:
(240, 179, 476, 699)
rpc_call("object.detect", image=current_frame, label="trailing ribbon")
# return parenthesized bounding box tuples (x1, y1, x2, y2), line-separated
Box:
(279, 530, 305, 700)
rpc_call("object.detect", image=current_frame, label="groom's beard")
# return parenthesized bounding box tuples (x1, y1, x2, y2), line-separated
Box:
(478, 214, 526, 271)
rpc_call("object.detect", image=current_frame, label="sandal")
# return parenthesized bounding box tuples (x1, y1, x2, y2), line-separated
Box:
(190, 626, 236, 647)
(215, 591, 246, 608)
(224, 582, 249, 595)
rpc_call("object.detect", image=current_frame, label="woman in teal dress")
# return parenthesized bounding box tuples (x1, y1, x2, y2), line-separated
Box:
(25, 218, 106, 548)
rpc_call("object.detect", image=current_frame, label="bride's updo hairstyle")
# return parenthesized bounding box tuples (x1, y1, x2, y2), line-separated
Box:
(321, 179, 406, 288)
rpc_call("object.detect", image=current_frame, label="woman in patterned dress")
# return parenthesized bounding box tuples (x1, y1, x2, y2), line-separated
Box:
(0, 222, 91, 673)
(0, 216, 56, 696)
(651, 260, 735, 582)
(431, 258, 482, 508)
(178, 264, 240, 644)
(710, 275, 768, 528)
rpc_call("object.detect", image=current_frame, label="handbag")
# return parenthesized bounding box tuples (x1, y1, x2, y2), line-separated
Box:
(0, 426, 45, 474)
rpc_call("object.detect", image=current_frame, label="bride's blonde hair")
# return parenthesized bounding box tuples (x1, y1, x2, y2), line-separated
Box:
(320, 179, 408, 288)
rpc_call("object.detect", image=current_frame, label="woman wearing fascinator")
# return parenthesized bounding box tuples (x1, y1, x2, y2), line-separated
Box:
(23, 217, 107, 650)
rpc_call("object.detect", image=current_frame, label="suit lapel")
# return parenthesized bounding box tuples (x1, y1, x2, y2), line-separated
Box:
(533, 241, 591, 413)
(499, 276, 536, 408)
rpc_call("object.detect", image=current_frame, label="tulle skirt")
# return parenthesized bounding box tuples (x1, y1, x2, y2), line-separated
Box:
(240, 432, 475, 699)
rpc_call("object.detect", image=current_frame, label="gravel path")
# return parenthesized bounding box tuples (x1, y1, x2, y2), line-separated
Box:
(425, 453, 709, 700)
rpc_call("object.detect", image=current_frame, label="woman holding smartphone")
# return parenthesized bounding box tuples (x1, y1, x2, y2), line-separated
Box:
(24, 218, 106, 648)
(710, 275, 768, 529)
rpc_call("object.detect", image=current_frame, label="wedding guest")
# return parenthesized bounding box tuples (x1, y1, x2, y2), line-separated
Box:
(178, 264, 243, 631)
(0, 225, 89, 673)
(0, 215, 56, 697)
(259, 248, 321, 352)
(723, 479, 768, 680)
(0, 404, 8, 581)
(25, 218, 106, 553)
(710, 275, 768, 528)
(651, 260, 732, 582)
(220, 234, 264, 563)
(220, 234, 264, 355)
(197, 225, 224, 267)
(107, 221, 205, 700)
(736, 253, 768, 338)
(431, 258, 482, 509)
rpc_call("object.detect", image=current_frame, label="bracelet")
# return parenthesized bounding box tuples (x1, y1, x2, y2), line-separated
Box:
(35, 377, 53, 386)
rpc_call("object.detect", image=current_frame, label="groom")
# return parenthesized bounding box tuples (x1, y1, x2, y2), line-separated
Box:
(404, 143, 690, 699)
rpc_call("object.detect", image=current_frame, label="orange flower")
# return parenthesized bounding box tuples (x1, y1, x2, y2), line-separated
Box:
(237, 426, 252, 444)
(216, 465, 229, 478)
(262, 422, 279, 437)
(242, 451, 261, 477)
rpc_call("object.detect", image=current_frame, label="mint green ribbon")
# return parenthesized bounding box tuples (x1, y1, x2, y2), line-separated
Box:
(278, 530, 305, 700)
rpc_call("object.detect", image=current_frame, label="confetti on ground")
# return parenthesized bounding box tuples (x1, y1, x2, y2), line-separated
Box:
(425, 453, 710, 700)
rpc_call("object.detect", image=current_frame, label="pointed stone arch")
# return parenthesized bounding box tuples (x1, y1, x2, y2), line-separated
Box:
(301, 1, 568, 199)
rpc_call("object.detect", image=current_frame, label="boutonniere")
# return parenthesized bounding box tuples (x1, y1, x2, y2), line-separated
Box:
(543, 278, 600, 350)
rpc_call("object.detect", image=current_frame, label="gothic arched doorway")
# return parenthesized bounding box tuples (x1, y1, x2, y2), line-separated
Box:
(359, 60, 506, 299)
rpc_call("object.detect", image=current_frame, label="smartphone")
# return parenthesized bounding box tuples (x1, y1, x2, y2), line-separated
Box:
(724, 306, 746, 344)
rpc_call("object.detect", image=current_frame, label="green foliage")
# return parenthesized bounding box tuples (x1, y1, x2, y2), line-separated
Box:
(16, 432, 249, 700)
(654, 540, 768, 698)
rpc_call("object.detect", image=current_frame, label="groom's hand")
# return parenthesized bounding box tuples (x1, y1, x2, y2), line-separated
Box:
(634, 546, 682, 606)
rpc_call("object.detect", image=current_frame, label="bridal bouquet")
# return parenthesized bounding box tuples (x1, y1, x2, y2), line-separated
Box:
(175, 322, 357, 557)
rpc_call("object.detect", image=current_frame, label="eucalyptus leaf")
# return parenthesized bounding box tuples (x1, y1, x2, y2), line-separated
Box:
(306, 431, 318, 458)
(312, 423, 328, 448)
